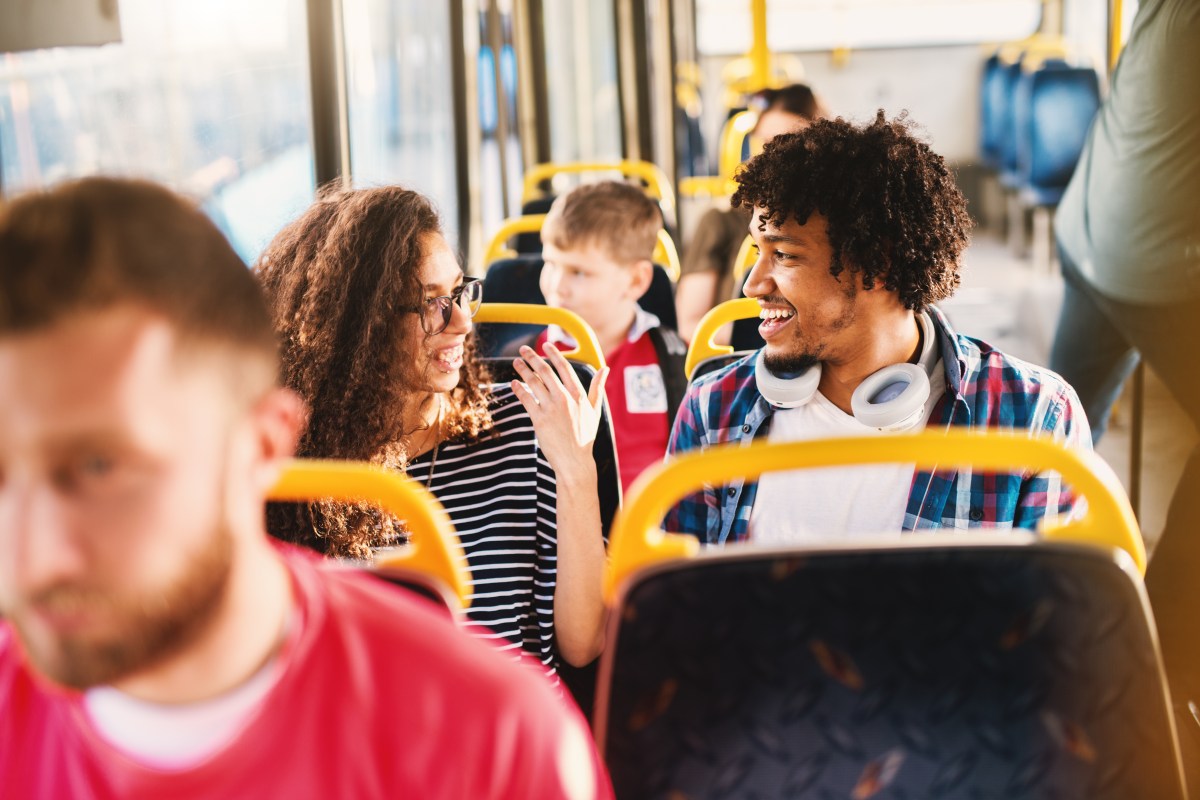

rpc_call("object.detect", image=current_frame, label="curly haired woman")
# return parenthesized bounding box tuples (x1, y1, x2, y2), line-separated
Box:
(256, 186, 609, 672)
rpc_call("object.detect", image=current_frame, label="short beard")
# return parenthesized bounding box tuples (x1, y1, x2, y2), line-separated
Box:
(764, 351, 820, 378)
(11, 523, 234, 691)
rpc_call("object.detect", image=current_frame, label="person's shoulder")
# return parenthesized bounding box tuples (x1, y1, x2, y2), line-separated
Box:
(960, 333, 1076, 398)
(284, 557, 610, 798)
(687, 351, 758, 397)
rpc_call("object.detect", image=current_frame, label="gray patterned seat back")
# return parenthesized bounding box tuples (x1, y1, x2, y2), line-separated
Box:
(595, 544, 1186, 799)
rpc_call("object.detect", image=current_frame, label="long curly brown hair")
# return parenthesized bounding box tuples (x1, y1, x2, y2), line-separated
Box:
(256, 185, 492, 557)
(732, 111, 970, 310)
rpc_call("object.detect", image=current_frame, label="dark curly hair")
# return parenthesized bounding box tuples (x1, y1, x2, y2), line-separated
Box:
(732, 110, 970, 310)
(256, 185, 492, 558)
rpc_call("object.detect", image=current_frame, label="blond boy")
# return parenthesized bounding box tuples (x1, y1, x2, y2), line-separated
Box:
(531, 181, 686, 492)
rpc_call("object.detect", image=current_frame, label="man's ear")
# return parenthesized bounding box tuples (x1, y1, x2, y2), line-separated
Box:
(249, 387, 306, 494)
(627, 258, 654, 298)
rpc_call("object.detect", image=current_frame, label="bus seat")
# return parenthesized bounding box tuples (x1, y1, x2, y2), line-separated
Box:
(482, 355, 620, 722)
(979, 53, 1006, 170)
(593, 433, 1185, 799)
(685, 297, 760, 382)
(1018, 65, 1101, 208)
(267, 459, 470, 610)
(477, 258, 679, 358)
(598, 545, 1184, 799)
(997, 58, 1028, 189)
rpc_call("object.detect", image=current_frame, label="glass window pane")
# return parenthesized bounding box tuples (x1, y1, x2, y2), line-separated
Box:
(343, 0, 460, 245)
(541, 0, 622, 164)
(696, 0, 1041, 54)
(0, 0, 315, 265)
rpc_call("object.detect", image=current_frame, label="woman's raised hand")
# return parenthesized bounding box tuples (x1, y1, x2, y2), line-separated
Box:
(510, 343, 610, 478)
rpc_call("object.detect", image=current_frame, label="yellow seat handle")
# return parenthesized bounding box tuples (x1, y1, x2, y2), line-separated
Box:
(732, 234, 757, 283)
(605, 432, 1145, 602)
(521, 160, 677, 223)
(474, 303, 606, 371)
(269, 459, 471, 609)
(684, 297, 760, 379)
(484, 214, 680, 282)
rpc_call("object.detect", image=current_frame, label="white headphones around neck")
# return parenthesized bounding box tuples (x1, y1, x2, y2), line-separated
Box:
(755, 311, 940, 431)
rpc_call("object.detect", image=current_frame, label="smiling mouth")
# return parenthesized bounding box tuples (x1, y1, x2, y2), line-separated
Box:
(434, 345, 464, 373)
(758, 306, 796, 339)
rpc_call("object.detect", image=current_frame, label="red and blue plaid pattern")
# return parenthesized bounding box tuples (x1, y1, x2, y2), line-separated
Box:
(665, 307, 1092, 544)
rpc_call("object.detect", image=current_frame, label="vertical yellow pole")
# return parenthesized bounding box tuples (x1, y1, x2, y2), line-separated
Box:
(749, 0, 770, 92)
(1108, 0, 1124, 71)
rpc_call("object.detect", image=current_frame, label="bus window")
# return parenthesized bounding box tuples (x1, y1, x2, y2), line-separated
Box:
(0, 0, 315, 266)
(696, 0, 1041, 54)
(343, 0, 460, 246)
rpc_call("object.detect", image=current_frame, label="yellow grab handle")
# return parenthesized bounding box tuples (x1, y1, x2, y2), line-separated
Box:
(679, 176, 739, 198)
(656, 231, 681, 282)
(483, 213, 679, 282)
(684, 297, 760, 379)
(474, 303, 606, 372)
(269, 459, 470, 608)
(732, 234, 757, 283)
(483, 214, 547, 268)
(605, 431, 1145, 602)
(521, 160, 676, 217)
(718, 110, 759, 182)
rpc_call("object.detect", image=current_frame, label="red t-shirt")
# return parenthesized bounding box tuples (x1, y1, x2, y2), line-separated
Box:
(537, 329, 670, 493)
(0, 546, 612, 799)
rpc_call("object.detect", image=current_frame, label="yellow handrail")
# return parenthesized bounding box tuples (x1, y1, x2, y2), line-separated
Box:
(732, 234, 757, 283)
(718, 110, 759, 186)
(749, 0, 770, 92)
(269, 459, 470, 608)
(684, 297, 760, 379)
(655, 231, 681, 282)
(678, 176, 739, 198)
(679, 111, 757, 200)
(520, 160, 677, 224)
(604, 432, 1145, 602)
(474, 303, 606, 371)
(997, 33, 1069, 66)
(1109, 0, 1125, 71)
(483, 214, 681, 281)
(483, 214, 547, 267)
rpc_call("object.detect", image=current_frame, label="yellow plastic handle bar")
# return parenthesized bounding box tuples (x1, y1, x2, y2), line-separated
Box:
(656, 231, 681, 282)
(604, 431, 1145, 602)
(718, 110, 759, 182)
(269, 459, 470, 608)
(732, 234, 757, 283)
(483, 213, 679, 282)
(521, 160, 676, 215)
(679, 176, 739, 198)
(474, 302, 606, 371)
(684, 297, 760, 379)
(483, 214, 547, 268)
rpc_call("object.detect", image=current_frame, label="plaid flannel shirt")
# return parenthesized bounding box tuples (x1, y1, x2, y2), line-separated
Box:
(665, 307, 1092, 544)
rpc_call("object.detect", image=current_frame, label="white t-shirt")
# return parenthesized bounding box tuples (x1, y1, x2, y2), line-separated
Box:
(749, 362, 945, 545)
(83, 639, 284, 770)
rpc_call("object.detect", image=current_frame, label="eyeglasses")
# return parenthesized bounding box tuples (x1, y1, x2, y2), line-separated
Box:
(404, 278, 483, 335)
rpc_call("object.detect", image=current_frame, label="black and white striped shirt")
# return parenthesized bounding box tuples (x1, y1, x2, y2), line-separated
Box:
(407, 384, 560, 675)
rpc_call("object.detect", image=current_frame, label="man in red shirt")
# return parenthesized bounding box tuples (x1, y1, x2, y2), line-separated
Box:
(0, 178, 611, 799)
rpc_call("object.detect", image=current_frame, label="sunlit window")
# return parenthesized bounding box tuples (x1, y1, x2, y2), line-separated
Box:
(0, 0, 314, 265)
(343, 0, 460, 244)
(696, 0, 1041, 54)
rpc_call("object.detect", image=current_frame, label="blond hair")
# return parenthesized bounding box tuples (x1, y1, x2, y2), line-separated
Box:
(541, 181, 662, 265)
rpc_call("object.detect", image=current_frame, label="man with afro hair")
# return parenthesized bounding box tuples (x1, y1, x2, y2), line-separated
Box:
(666, 112, 1091, 545)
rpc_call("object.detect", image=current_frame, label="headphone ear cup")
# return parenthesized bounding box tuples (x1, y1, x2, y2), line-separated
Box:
(755, 350, 820, 409)
(850, 363, 931, 430)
